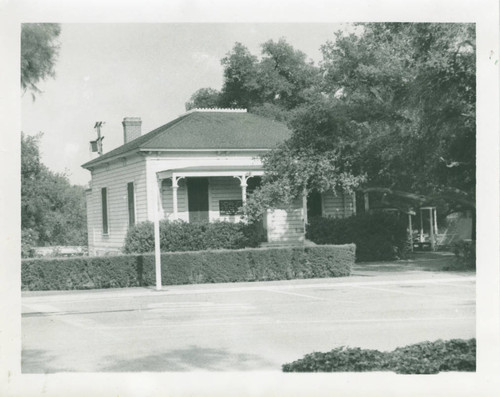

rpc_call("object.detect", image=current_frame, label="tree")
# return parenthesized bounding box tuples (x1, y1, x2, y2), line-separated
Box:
(185, 87, 222, 110)
(250, 23, 475, 218)
(21, 23, 61, 98)
(21, 133, 87, 256)
(187, 39, 320, 122)
(321, 24, 475, 199)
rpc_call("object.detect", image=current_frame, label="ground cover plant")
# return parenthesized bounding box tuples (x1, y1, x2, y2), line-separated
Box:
(21, 244, 355, 291)
(282, 339, 476, 374)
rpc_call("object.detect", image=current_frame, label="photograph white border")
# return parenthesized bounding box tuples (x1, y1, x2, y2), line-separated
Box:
(1, 0, 498, 396)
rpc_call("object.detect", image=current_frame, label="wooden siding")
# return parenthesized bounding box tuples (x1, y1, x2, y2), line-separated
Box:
(209, 177, 244, 222)
(86, 156, 147, 254)
(322, 190, 355, 218)
(266, 197, 305, 243)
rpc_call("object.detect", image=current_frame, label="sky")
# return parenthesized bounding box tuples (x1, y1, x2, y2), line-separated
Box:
(21, 23, 352, 186)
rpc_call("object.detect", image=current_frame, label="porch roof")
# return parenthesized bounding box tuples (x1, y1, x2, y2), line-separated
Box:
(157, 165, 264, 179)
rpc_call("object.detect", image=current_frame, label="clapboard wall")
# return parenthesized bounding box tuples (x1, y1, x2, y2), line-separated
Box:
(86, 156, 147, 255)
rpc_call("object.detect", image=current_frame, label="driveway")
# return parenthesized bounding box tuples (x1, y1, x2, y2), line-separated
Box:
(21, 253, 475, 372)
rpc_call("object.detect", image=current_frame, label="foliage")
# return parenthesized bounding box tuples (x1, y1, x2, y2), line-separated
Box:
(21, 244, 355, 290)
(306, 212, 408, 261)
(184, 24, 475, 217)
(226, 24, 473, 217)
(187, 39, 320, 120)
(451, 240, 476, 269)
(21, 23, 61, 98)
(185, 87, 222, 110)
(315, 23, 475, 210)
(21, 133, 87, 255)
(282, 339, 476, 374)
(123, 220, 266, 254)
(21, 229, 38, 258)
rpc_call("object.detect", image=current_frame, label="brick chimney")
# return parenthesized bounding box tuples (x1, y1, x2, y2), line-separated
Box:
(122, 117, 142, 144)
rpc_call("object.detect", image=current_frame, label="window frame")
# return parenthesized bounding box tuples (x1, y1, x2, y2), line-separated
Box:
(101, 187, 109, 235)
(127, 181, 136, 226)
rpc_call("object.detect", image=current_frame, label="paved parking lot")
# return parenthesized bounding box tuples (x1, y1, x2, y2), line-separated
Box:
(22, 262, 475, 372)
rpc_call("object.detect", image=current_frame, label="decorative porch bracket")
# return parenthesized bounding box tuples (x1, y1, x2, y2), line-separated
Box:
(171, 175, 185, 219)
(233, 174, 251, 204)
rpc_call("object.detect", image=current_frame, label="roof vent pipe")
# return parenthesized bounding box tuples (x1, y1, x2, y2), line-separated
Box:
(122, 117, 142, 144)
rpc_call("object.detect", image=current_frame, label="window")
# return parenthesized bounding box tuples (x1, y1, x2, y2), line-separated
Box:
(101, 187, 108, 234)
(219, 199, 243, 215)
(127, 182, 135, 226)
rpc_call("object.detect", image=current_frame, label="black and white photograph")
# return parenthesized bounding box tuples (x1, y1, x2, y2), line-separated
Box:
(1, 0, 499, 396)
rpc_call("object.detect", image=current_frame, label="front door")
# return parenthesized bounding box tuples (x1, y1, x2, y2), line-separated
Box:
(187, 177, 209, 223)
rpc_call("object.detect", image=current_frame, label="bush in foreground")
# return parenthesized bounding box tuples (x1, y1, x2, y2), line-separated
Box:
(282, 339, 476, 374)
(21, 244, 355, 291)
(123, 220, 265, 254)
(306, 212, 408, 262)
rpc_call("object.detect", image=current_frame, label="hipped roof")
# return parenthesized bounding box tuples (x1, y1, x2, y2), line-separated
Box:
(82, 110, 291, 169)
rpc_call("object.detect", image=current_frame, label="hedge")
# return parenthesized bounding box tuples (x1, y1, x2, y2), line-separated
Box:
(21, 244, 355, 291)
(306, 212, 408, 262)
(282, 339, 476, 374)
(451, 240, 476, 270)
(123, 220, 266, 254)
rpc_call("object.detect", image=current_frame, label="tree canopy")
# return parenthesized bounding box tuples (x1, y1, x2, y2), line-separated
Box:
(185, 38, 319, 122)
(186, 24, 476, 218)
(21, 23, 61, 98)
(21, 133, 87, 256)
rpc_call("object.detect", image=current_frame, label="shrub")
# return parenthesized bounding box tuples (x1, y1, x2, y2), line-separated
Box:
(306, 212, 408, 262)
(21, 255, 140, 290)
(451, 240, 476, 270)
(282, 339, 476, 374)
(123, 220, 265, 254)
(21, 244, 355, 291)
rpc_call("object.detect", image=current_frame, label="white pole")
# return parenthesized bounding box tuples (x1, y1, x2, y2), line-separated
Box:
(419, 209, 424, 242)
(154, 175, 162, 291)
(434, 208, 438, 236)
(429, 208, 435, 251)
(408, 213, 413, 252)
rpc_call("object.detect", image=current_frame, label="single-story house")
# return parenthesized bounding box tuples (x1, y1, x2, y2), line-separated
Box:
(82, 109, 355, 256)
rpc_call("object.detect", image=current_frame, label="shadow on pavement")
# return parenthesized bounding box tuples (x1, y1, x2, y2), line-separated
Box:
(99, 345, 276, 372)
(352, 252, 474, 275)
(22, 349, 66, 374)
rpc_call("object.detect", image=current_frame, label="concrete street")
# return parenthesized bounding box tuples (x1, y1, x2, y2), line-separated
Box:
(22, 255, 475, 372)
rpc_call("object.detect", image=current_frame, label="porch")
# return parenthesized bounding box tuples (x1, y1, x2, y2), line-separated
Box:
(156, 166, 263, 223)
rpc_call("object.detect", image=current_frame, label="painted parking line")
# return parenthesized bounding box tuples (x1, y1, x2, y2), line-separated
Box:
(263, 288, 326, 301)
(21, 276, 476, 304)
(89, 315, 475, 331)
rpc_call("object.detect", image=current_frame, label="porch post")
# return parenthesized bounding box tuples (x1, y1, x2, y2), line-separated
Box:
(241, 177, 248, 204)
(303, 189, 308, 225)
(172, 176, 179, 219)
(408, 213, 413, 252)
(433, 208, 438, 236)
(154, 174, 162, 291)
(419, 208, 424, 242)
(429, 208, 435, 251)
(364, 192, 369, 213)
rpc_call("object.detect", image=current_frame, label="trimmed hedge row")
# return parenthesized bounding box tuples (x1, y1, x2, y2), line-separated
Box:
(452, 240, 476, 269)
(123, 220, 265, 254)
(306, 212, 408, 262)
(282, 339, 476, 374)
(21, 244, 355, 291)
